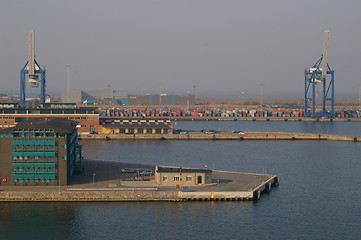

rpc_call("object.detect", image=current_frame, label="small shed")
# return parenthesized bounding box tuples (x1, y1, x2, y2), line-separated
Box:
(155, 166, 212, 186)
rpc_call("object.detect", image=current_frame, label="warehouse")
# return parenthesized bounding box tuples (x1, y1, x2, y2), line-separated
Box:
(100, 117, 173, 134)
(0, 102, 102, 133)
(127, 94, 195, 106)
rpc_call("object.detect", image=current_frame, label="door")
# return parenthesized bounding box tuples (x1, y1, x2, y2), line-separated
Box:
(197, 175, 202, 184)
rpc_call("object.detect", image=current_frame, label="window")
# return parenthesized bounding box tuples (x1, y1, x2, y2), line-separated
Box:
(186, 176, 192, 181)
(174, 176, 180, 182)
(162, 176, 168, 181)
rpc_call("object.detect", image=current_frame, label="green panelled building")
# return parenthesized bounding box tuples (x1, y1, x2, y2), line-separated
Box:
(0, 118, 82, 186)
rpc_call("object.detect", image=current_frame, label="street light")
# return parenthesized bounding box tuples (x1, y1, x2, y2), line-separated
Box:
(92, 173, 96, 185)
(359, 85, 361, 108)
(66, 64, 71, 91)
(260, 84, 263, 111)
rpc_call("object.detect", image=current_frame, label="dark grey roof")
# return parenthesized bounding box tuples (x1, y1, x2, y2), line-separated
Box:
(100, 117, 171, 121)
(0, 118, 78, 133)
(157, 167, 212, 173)
(102, 122, 171, 128)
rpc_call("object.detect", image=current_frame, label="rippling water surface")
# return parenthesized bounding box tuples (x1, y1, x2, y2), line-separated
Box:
(1, 122, 361, 240)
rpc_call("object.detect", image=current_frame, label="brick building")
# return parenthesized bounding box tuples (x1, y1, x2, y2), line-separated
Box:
(0, 103, 102, 133)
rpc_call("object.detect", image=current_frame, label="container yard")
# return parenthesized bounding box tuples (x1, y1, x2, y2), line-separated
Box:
(97, 106, 361, 120)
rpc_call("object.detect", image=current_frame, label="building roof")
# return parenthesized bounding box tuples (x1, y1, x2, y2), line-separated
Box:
(100, 117, 171, 121)
(0, 118, 78, 133)
(0, 103, 98, 114)
(102, 122, 172, 129)
(156, 167, 212, 173)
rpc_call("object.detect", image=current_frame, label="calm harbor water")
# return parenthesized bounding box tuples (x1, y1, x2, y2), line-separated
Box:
(1, 121, 361, 240)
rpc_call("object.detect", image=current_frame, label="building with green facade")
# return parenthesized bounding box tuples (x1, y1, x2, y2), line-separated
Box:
(0, 118, 82, 186)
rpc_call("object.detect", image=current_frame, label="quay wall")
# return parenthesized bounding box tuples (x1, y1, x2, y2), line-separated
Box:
(79, 132, 359, 142)
(0, 191, 179, 202)
(169, 117, 361, 122)
(0, 190, 258, 202)
(179, 191, 253, 201)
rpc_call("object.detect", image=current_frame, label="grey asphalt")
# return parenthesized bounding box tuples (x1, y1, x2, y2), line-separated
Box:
(1, 159, 275, 192)
(72, 160, 275, 192)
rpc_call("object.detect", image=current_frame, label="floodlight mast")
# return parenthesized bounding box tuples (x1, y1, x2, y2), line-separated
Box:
(20, 29, 46, 107)
(304, 30, 335, 117)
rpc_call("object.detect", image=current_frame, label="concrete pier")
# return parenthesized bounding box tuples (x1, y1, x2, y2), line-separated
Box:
(0, 175, 278, 202)
(0, 160, 278, 202)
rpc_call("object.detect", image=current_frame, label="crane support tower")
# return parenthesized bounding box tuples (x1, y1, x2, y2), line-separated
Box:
(20, 29, 46, 107)
(304, 30, 335, 117)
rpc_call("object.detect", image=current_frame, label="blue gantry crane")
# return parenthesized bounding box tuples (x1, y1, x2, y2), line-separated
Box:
(304, 30, 335, 117)
(19, 29, 46, 107)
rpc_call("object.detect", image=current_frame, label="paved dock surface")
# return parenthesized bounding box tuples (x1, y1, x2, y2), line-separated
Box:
(71, 160, 274, 193)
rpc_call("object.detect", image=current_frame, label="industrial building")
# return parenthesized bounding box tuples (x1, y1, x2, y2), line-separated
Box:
(86, 89, 127, 101)
(61, 89, 127, 105)
(0, 103, 102, 133)
(155, 166, 212, 186)
(0, 118, 82, 186)
(61, 90, 195, 107)
(61, 89, 98, 104)
(0, 103, 174, 134)
(127, 94, 195, 106)
(100, 117, 172, 134)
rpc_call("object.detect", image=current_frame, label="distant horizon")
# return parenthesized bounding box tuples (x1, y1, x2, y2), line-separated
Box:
(1, 88, 359, 99)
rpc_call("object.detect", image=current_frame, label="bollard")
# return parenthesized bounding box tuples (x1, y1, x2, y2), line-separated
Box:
(210, 192, 215, 199)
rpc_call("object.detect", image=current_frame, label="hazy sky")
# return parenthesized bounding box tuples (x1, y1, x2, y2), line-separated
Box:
(0, 0, 360, 98)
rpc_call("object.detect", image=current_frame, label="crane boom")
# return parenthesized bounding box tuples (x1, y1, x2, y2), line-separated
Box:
(20, 29, 46, 107)
(28, 29, 35, 77)
(322, 30, 330, 78)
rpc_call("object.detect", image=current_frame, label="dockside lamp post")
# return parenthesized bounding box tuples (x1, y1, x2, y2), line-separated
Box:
(93, 173, 96, 185)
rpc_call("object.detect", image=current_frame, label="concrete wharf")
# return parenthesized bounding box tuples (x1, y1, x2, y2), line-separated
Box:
(168, 116, 361, 122)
